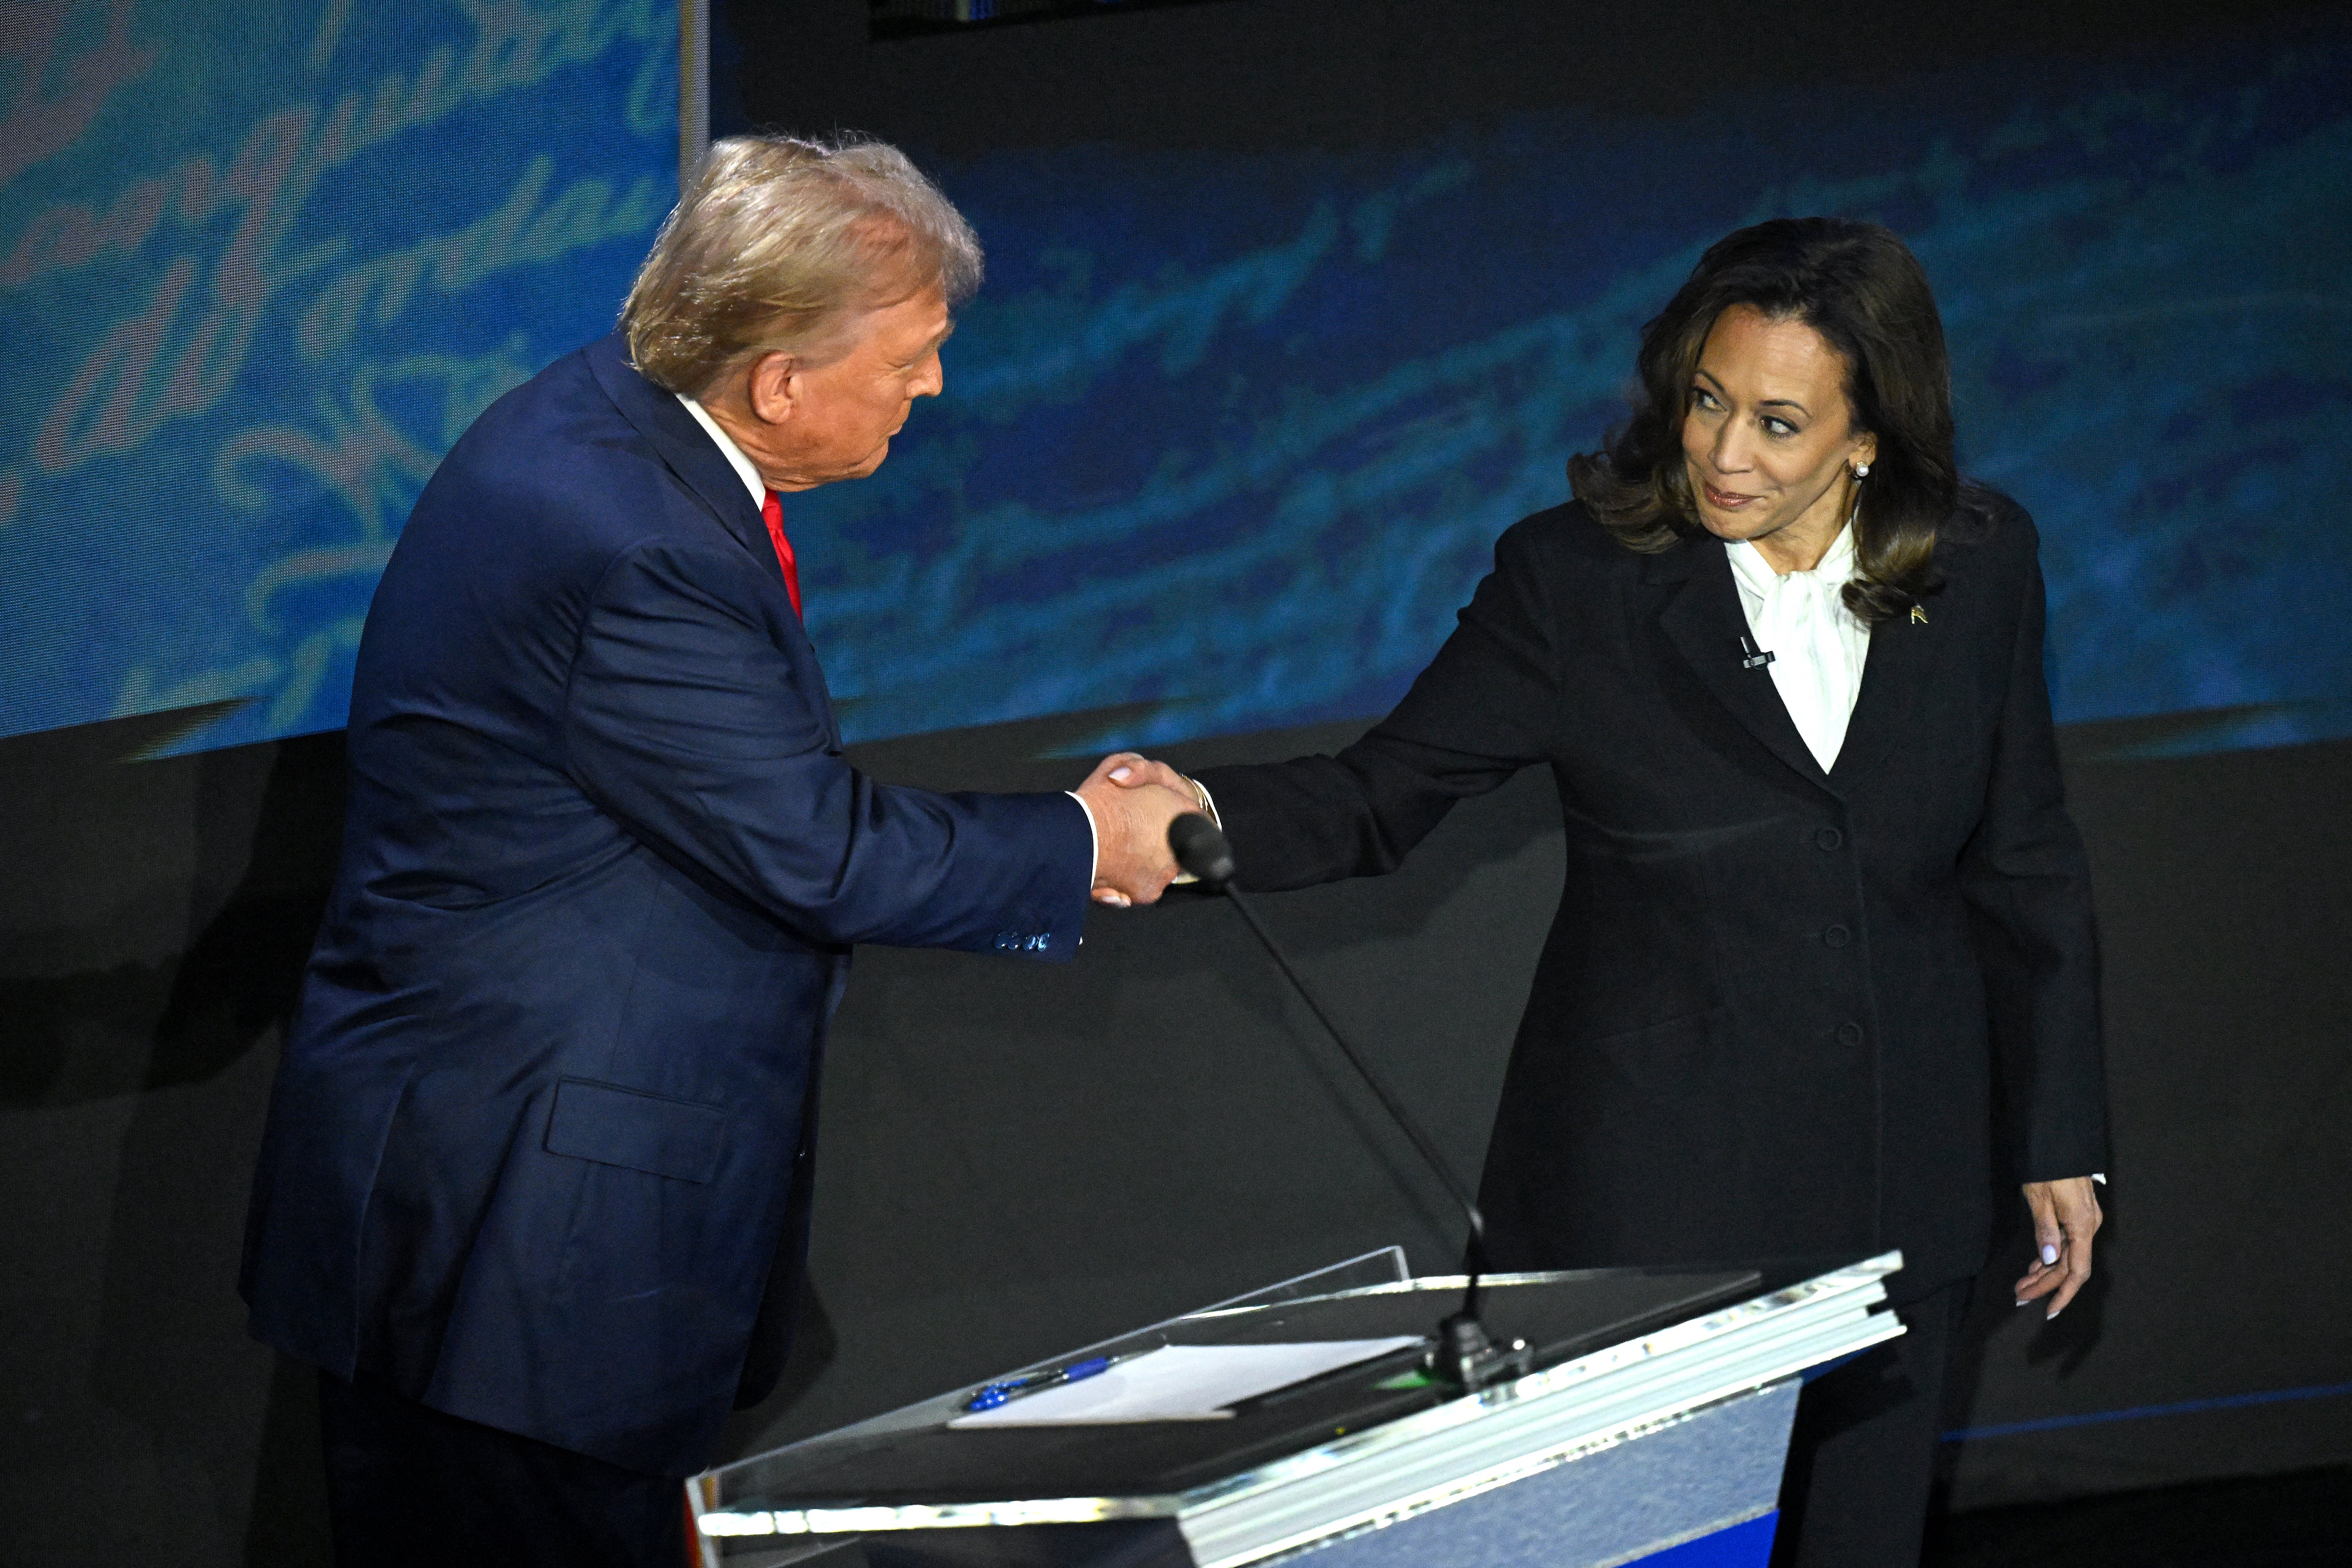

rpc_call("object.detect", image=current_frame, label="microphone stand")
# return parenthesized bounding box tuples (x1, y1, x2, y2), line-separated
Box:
(1168, 814, 1533, 1392)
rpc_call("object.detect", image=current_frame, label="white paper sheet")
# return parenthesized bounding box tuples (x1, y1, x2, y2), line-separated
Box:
(947, 1338, 1425, 1427)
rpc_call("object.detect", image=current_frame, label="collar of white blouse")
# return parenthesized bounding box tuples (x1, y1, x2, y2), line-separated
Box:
(1725, 522, 1872, 773)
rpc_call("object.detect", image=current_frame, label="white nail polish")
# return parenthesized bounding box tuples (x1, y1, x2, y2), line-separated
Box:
(1110, 767, 1131, 781)
(2040, 1244, 2059, 1265)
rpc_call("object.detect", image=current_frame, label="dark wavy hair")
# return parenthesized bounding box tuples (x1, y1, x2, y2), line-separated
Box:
(1568, 218, 1963, 622)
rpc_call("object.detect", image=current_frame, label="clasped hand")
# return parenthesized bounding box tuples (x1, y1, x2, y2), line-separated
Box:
(1073, 751, 1206, 907)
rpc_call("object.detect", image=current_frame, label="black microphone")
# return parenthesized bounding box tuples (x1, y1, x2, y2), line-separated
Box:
(1167, 812, 1531, 1391)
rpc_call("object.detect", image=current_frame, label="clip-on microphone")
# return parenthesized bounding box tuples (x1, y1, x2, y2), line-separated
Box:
(1166, 813, 1533, 1393)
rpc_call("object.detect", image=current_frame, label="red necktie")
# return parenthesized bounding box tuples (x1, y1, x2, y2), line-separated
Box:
(761, 489, 802, 618)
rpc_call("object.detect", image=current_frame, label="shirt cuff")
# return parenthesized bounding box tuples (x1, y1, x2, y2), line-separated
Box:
(1064, 790, 1099, 886)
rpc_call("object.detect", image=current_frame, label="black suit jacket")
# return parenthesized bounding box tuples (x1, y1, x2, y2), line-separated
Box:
(1197, 492, 2106, 1298)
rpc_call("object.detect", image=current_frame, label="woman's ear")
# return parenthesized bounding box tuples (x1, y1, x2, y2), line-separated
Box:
(1851, 432, 1879, 476)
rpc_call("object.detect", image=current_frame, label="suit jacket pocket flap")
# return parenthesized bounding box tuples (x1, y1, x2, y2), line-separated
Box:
(546, 1078, 725, 1183)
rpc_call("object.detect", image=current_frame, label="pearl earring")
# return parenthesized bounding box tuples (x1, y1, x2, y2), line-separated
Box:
(1851, 462, 1871, 478)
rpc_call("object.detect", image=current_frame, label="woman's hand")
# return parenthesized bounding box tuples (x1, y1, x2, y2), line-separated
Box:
(2014, 1176, 2103, 1320)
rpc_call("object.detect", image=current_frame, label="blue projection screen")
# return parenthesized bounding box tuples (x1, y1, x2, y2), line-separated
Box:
(0, 0, 677, 752)
(3, 8, 2345, 760)
(779, 25, 2352, 758)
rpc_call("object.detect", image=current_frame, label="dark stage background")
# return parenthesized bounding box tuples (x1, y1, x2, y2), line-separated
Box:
(3, 0, 2349, 1561)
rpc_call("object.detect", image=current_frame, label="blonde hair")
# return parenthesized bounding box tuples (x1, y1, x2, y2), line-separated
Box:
(621, 134, 982, 397)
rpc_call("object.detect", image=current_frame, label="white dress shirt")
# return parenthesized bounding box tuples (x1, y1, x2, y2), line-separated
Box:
(678, 396, 766, 506)
(1725, 522, 1871, 773)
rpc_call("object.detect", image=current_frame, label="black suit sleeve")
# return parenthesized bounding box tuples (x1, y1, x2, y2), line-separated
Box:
(1196, 516, 1565, 891)
(1957, 510, 2110, 1181)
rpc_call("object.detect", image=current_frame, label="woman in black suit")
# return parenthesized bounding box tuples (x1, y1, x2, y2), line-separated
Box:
(1122, 218, 2108, 1566)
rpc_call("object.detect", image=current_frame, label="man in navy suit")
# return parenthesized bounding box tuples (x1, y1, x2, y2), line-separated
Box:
(240, 136, 1198, 1567)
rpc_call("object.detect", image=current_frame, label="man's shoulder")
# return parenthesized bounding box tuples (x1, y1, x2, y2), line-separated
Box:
(441, 338, 634, 489)
(420, 338, 716, 557)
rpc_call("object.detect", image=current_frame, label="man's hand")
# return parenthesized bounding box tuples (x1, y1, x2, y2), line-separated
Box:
(2014, 1176, 2103, 1320)
(1075, 752, 1201, 907)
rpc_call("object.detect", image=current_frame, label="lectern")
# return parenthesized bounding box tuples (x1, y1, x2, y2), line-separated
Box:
(691, 1250, 1903, 1568)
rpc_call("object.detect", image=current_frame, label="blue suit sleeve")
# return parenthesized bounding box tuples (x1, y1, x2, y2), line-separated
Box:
(560, 538, 1092, 957)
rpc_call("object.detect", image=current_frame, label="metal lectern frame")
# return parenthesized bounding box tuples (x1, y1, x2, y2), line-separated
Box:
(691, 1250, 1904, 1568)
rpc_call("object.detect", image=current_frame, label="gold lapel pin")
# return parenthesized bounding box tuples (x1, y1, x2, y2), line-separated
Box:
(1910, 604, 1929, 625)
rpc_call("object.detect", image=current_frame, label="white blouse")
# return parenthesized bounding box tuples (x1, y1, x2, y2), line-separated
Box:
(1725, 523, 1871, 772)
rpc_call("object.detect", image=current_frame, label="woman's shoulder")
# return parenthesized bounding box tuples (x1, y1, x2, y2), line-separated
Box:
(1928, 484, 2047, 630)
(1498, 499, 1663, 573)
(1941, 480, 2040, 560)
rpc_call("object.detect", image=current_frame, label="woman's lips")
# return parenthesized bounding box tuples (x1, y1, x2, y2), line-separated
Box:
(1702, 482, 1759, 509)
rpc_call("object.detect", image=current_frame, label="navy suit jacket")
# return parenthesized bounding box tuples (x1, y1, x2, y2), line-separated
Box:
(241, 333, 1093, 1475)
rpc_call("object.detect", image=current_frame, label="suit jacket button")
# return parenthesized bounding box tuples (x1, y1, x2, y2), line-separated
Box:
(1815, 827, 1844, 851)
(994, 931, 1020, 951)
(1837, 1021, 1865, 1047)
(1823, 924, 1851, 948)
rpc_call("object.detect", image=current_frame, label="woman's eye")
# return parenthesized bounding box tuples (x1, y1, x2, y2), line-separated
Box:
(1762, 417, 1796, 437)
(1691, 388, 1720, 410)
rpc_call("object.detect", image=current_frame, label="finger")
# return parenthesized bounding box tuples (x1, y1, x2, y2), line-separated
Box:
(1079, 752, 1153, 790)
(2046, 1225, 2095, 1321)
(1119, 760, 1192, 792)
(2015, 1183, 2059, 1303)
(2023, 1184, 2063, 1270)
(1091, 887, 1131, 908)
(2045, 1265, 2088, 1319)
(1086, 751, 1147, 786)
(1116, 864, 1178, 907)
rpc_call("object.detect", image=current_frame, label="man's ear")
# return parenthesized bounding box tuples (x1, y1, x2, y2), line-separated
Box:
(745, 351, 798, 427)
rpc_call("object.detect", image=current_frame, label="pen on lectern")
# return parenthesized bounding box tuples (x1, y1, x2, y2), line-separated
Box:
(963, 1344, 1162, 1412)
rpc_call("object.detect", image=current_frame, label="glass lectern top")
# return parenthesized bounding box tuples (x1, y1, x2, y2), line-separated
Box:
(701, 1249, 1793, 1514)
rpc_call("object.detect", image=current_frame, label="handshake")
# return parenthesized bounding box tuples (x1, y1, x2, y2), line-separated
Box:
(1072, 751, 1214, 908)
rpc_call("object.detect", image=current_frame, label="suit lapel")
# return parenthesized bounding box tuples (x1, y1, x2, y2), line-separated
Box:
(583, 333, 775, 571)
(1830, 595, 1939, 785)
(582, 334, 843, 750)
(1652, 537, 1836, 794)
